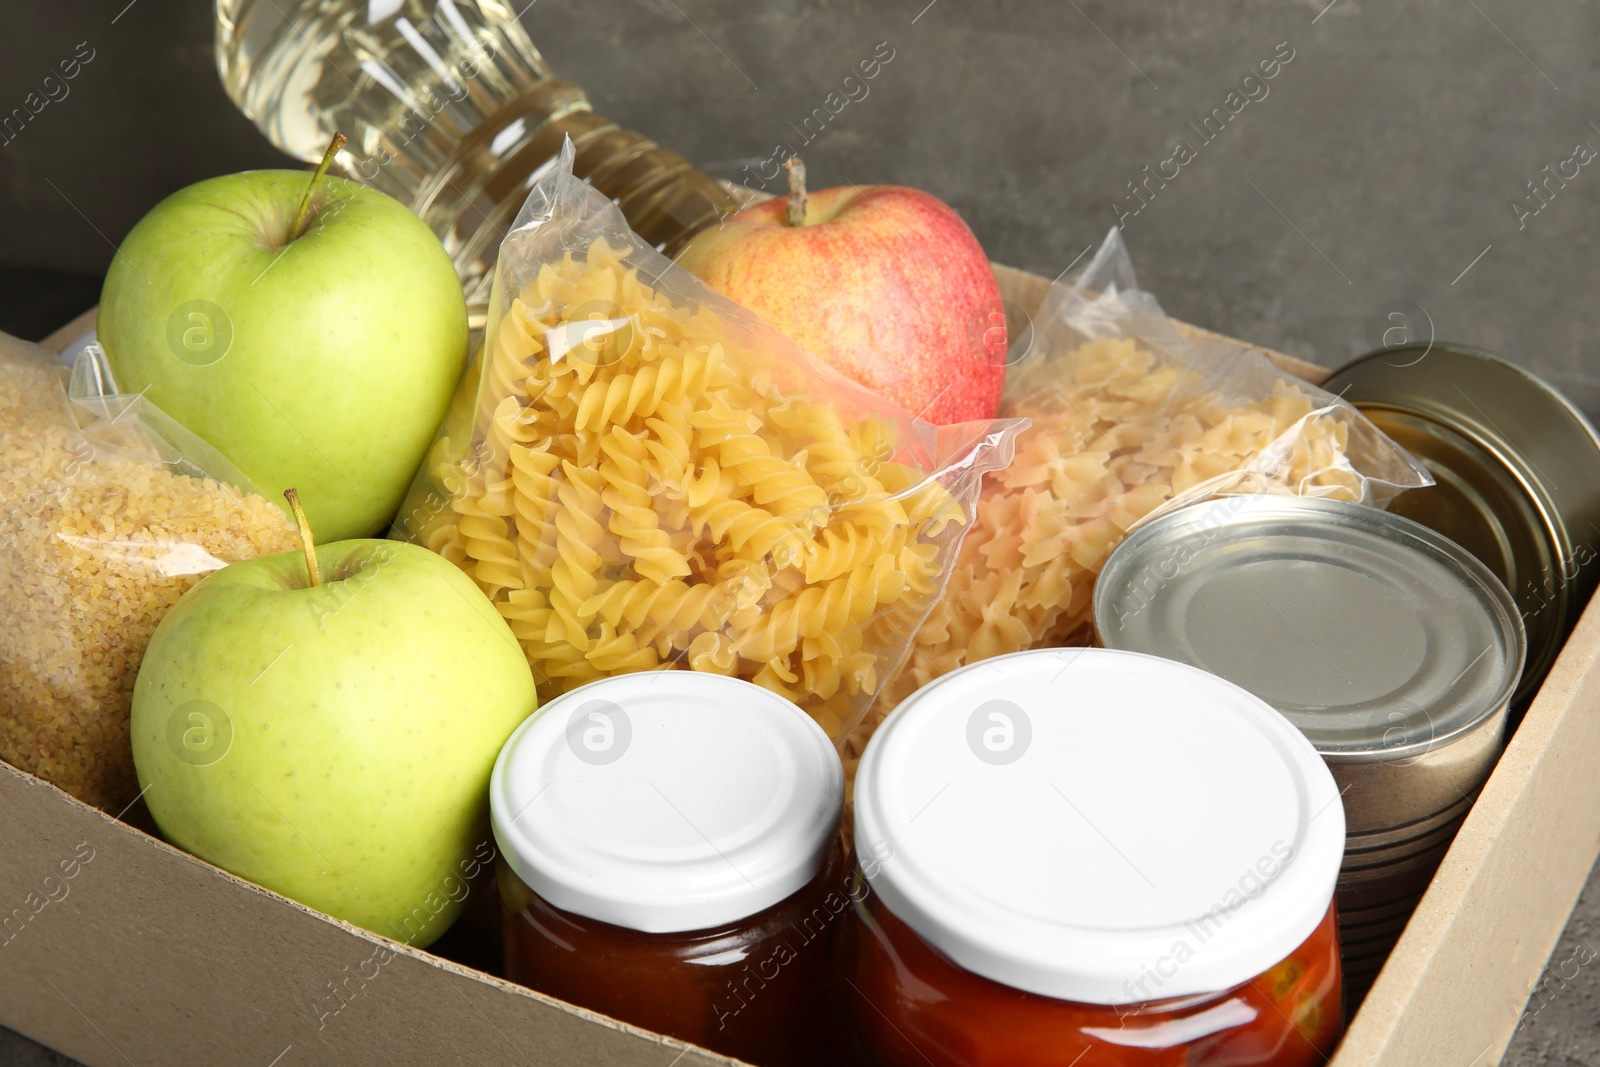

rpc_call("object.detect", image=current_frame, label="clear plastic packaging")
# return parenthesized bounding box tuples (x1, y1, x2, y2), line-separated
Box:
(394, 142, 1023, 741)
(0, 334, 298, 810)
(869, 229, 1434, 729)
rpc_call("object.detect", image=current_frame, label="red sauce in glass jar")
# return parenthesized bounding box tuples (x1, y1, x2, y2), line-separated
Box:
(842, 648, 1347, 1067)
(489, 673, 845, 1067)
(837, 888, 1341, 1066)
(499, 839, 846, 1066)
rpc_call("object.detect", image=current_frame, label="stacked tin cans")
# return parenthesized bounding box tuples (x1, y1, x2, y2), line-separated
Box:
(1095, 495, 1525, 1002)
(1324, 344, 1600, 713)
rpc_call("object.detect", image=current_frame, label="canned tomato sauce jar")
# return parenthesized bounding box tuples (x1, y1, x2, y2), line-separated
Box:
(489, 673, 845, 1067)
(840, 648, 1346, 1067)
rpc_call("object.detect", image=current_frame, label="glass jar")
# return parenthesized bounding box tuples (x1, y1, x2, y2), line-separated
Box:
(489, 672, 845, 1067)
(499, 839, 846, 1066)
(838, 892, 1341, 1066)
(841, 647, 1347, 1067)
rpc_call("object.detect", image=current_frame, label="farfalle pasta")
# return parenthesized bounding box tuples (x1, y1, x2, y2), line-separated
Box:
(850, 230, 1433, 758)
(396, 143, 1020, 741)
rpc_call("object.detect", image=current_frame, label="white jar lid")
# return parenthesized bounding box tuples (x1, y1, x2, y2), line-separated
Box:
(491, 673, 843, 933)
(854, 648, 1344, 1005)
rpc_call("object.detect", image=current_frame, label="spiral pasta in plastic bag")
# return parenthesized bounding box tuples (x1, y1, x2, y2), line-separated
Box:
(393, 142, 1023, 741)
(859, 228, 1434, 751)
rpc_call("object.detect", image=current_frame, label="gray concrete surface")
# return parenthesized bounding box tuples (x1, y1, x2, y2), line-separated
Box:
(3, 0, 1600, 1063)
(1508, 869, 1600, 1067)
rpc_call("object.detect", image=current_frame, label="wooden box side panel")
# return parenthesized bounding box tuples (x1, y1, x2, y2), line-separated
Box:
(0, 766, 737, 1067)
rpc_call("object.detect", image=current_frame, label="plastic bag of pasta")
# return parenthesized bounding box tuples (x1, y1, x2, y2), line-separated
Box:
(393, 142, 1023, 742)
(0, 333, 298, 811)
(868, 228, 1434, 736)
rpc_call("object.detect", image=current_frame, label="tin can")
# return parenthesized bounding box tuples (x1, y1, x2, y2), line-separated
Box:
(1323, 343, 1600, 708)
(1092, 495, 1526, 1001)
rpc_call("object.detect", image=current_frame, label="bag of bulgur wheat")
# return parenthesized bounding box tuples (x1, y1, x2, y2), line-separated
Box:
(0, 331, 298, 811)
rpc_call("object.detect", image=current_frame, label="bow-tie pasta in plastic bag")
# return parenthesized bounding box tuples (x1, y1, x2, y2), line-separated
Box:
(860, 229, 1433, 754)
(394, 142, 1023, 742)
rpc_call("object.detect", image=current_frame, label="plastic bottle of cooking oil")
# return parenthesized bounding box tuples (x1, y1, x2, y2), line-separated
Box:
(215, 0, 739, 311)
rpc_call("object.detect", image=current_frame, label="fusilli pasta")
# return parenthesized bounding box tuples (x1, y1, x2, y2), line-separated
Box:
(421, 238, 964, 740)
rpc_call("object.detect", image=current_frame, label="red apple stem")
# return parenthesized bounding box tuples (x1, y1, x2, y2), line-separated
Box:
(783, 156, 808, 227)
(290, 131, 348, 243)
(283, 488, 322, 588)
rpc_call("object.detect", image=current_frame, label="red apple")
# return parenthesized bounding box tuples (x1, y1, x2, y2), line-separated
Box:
(676, 161, 1006, 424)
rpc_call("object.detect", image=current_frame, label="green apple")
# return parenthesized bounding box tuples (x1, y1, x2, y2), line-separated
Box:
(98, 144, 467, 541)
(130, 495, 536, 947)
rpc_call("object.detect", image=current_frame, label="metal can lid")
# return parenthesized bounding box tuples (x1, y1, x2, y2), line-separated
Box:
(1094, 495, 1525, 760)
(855, 648, 1344, 1005)
(489, 673, 842, 933)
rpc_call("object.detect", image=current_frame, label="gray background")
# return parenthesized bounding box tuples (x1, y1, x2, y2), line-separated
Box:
(2, 0, 1600, 1063)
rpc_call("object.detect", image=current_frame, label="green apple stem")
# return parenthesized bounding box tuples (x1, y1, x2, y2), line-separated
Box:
(283, 488, 322, 588)
(783, 156, 807, 227)
(290, 132, 348, 243)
